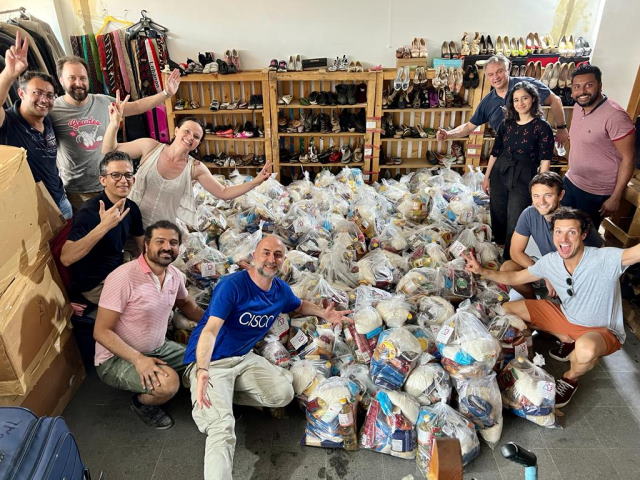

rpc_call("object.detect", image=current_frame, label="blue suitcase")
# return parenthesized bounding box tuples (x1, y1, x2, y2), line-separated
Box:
(0, 407, 89, 480)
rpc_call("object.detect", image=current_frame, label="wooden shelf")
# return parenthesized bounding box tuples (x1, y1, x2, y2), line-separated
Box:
(278, 132, 365, 137)
(379, 159, 465, 169)
(382, 107, 472, 113)
(203, 162, 261, 169)
(381, 137, 468, 142)
(175, 71, 267, 82)
(279, 162, 365, 167)
(278, 102, 367, 109)
(174, 108, 263, 115)
(203, 135, 265, 142)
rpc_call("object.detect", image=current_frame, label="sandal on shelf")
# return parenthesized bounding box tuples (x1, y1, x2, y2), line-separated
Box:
(393, 68, 403, 91)
(401, 66, 410, 91)
(190, 100, 200, 109)
(227, 101, 238, 110)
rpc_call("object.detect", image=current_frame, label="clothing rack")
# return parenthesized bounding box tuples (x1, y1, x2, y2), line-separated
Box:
(0, 7, 27, 16)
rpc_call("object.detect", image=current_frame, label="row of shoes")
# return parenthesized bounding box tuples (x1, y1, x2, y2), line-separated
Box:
(447, 32, 592, 58)
(278, 84, 368, 106)
(280, 144, 363, 164)
(384, 81, 464, 109)
(208, 95, 264, 111)
(269, 58, 299, 72)
(382, 115, 438, 139)
(381, 143, 465, 166)
(202, 153, 266, 167)
(395, 37, 428, 58)
(327, 56, 364, 72)
(278, 110, 366, 134)
(203, 121, 264, 138)
(183, 51, 241, 75)
(540, 61, 578, 106)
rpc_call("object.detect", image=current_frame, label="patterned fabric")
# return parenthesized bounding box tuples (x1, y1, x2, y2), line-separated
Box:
(88, 34, 105, 93)
(145, 38, 162, 93)
(95, 35, 110, 95)
(101, 33, 117, 95)
(133, 37, 154, 97)
(70, 35, 82, 57)
(113, 29, 136, 99)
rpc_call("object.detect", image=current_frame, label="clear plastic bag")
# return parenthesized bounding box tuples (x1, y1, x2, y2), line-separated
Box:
(462, 165, 484, 193)
(185, 245, 228, 289)
(281, 250, 318, 283)
(353, 304, 384, 338)
(357, 250, 395, 289)
(416, 402, 480, 476)
(453, 373, 503, 448)
(317, 241, 359, 290)
(370, 222, 408, 253)
(440, 260, 476, 299)
(298, 326, 336, 360)
(404, 361, 452, 406)
(498, 356, 558, 428)
(340, 363, 379, 408)
(405, 325, 439, 360)
(376, 295, 413, 328)
(287, 171, 315, 203)
(303, 377, 361, 450)
(344, 323, 377, 364)
(336, 167, 365, 193)
(377, 178, 410, 204)
(415, 296, 455, 332)
(370, 327, 422, 390)
(360, 390, 420, 459)
(290, 358, 333, 399)
(258, 334, 292, 369)
(408, 242, 449, 269)
(397, 193, 431, 224)
(396, 268, 443, 297)
(296, 227, 331, 257)
(436, 311, 500, 379)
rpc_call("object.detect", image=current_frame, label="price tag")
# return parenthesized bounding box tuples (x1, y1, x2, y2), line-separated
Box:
(514, 342, 528, 358)
(467, 148, 478, 155)
(366, 120, 377, 129)
(289, 329, 308, 350)
(200, 262, 217, 277)
(436, 325, 454, 344)
(338, 412, 353, 426)
(538, 381, 555, 400)
(364, 147, 373, 157)
(448, 240, 467, 258)
(270, 315, 289, 338)
(391, 439, 403, 452)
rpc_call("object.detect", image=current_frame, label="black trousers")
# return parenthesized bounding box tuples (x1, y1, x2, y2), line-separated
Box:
(561, 176, 610, 229)
(489, 168, 533, 260)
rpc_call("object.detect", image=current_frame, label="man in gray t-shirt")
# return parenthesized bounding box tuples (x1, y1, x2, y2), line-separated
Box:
(50, 56, 181, 208)
(464, 207, 640, 408)
(500, 171, 603, 299)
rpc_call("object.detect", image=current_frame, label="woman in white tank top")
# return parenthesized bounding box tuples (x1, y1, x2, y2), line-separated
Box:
(102, 96, 272, 227)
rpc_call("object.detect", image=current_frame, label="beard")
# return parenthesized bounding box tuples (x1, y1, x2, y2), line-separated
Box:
(256, 264, 279, 279)
(68, 86, 88, 102)
(147, 249, 177, 266)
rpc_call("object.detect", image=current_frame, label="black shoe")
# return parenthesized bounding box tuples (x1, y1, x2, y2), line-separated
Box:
(555, 377, 578, 408)
(346, 84, 357, 105)
(130, 395, 174, 430)
(335, 84, 348, 105)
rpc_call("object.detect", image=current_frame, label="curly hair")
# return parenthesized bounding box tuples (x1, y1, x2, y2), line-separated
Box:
(504, 81, 543, 121)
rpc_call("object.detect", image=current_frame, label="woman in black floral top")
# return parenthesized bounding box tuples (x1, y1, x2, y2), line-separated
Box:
(482, 81, 554, 259)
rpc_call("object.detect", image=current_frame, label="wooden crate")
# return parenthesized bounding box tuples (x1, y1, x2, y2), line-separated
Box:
(602, 178, 640, 247)
(268, 70, 378, 182)
(163, 71, 272, 175)
(374, 67, 478, 182)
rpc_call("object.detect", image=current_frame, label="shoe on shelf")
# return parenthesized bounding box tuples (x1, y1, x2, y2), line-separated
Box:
(328, 56, 340, 72)
(460, 32, 471, 56)
(555, 377, 578, 408)
(339, 55, 349, 71)
(393, 68, 403, 91)
(525, 33, 535, 54)
(232, 49, 240, 71)
(130, 395, 174, 430)
(281, 94, 293, 105)
(411, 37, 421, 58)
(502, 35, 511, 56)
(268, 59, 278, 71)
(486, 34, 495, 54)
(441, 41, 450, 59)
(401, 66, 411, 91)
(419, 37, 427, 57)
(287, 55, 295, 71)
(295, 54, 303, 71)
(549, 341, 575, 362)
(449, 41, 459, 59)
(174, 98, 186, 110)
(470, 32, 480, 55)
(277, 60, 288, 73)
(479, 34, 486, 55)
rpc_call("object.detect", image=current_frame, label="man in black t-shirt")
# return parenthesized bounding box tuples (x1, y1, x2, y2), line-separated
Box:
(0, 31, 71, 218)
(61, 151, 144, 304)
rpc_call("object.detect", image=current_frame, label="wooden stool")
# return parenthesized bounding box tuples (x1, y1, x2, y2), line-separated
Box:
(428, 437, 463, 480)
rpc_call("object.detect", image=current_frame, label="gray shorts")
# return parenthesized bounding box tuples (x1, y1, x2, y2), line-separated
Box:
(96, 340, 186, 394)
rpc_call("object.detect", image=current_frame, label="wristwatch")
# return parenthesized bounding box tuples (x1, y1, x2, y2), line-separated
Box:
(556, 124, 567, 129)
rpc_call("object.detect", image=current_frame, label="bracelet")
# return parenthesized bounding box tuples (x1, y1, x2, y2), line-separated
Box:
(556, 124, 567, 129)
(196, 367, 208, 374)
(162, 89, 170, 97)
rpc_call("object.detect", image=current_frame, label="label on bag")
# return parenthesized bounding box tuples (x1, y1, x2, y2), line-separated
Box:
(538, 381, 555, 400)
(514, 342, 528, 358)
(271, 315, 289, 338)
(289, 330, 308, 350)
(391, 439, 404, 452)
(200, 262, 217, 277)
(364, 147, 373, 156)
(338, 411, 353, 426)
(436, 325, 454, 344)
(448, 240, 467, 258)
(366, 121, 377, 129)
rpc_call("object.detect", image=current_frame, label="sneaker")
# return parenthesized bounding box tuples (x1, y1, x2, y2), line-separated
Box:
(555, 377, 578, 408)
(549, 341, 575, 362)
(130, 395, 174, 429)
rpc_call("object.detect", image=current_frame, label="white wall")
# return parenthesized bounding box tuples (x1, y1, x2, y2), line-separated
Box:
(590, 0, 640, 109)
(0, 0, 65, 49)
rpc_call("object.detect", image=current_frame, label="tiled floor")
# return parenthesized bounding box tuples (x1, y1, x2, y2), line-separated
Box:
(63, 330, 640, 480)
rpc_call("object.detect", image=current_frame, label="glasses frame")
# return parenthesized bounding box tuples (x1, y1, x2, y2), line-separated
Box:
(101, 172, 134, 181)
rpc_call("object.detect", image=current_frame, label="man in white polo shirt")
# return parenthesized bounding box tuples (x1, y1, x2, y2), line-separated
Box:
(94, 220, 203, 429)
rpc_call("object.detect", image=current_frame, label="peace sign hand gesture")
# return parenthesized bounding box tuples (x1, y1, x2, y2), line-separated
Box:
(4, 30, 29, 79)
(108, 89, 130, 125)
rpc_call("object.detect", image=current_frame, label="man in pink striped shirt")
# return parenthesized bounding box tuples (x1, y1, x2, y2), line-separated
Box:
(94, 220, 203, 429)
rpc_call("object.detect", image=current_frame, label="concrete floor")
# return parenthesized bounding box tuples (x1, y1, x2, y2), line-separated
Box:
(63, 329, 640, 480)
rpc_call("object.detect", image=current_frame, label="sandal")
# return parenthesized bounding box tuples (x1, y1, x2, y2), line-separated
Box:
(238, 101, 248, 109)
(227, 101, 238, 110)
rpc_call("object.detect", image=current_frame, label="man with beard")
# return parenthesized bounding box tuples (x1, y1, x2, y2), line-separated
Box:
(94, 220, 203, 429)
(50, 56, 181, 208)
(185, 235, 352, 480)
(0, 32, 72, 218)
(561, 64, 636, 227)
(463, 207, 640, 408)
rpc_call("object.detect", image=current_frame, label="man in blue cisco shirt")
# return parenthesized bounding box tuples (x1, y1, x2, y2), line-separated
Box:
(184, 235, 351, 480)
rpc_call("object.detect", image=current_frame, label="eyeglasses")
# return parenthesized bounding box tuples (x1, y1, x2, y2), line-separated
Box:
(29, 89, 56, 101)
(102, 172, 134, 181)
(566, 277, 574, 297)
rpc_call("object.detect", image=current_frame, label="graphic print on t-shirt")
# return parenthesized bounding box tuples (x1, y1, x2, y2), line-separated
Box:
(67, 117, 104, 150)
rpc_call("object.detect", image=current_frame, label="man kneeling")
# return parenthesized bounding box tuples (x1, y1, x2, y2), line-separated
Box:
(464, 207, 640, 408)
(184, 235, 351, 480)
(94, 220, 203, 429)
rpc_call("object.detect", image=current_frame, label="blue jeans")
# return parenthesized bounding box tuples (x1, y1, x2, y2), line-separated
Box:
(58, 193, 73, 220)
(561, 177, 609, 229)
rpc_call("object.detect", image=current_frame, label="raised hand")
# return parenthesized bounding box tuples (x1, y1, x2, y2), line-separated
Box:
(98, 198, 130, 231)
(255, 160, 273, 184)
(108, 89, 129, 124)
(461, 250, 482, 274)
(164, 69, 181, 96)
(4, 30, 29, 79)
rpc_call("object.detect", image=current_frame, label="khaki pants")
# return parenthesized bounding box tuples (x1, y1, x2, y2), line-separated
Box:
(67, 191, 101, 210)
(187, 352, 294, 480)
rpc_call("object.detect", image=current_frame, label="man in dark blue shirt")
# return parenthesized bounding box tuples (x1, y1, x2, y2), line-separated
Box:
(60, 151, 144, 304)
(185, 235, 352, 480)
(0, 31, 71, 218)
(436, 55, 569, 145)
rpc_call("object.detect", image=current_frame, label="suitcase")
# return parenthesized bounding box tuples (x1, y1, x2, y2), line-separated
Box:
(0, 407, 89, 480)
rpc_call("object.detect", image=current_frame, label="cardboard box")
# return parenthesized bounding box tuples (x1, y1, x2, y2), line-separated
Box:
(0, 249, 72, 395)
(0, 330, 86, 416)
(0, 146, 55, 297)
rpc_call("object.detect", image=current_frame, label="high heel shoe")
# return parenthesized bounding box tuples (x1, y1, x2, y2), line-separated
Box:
(533, 32, 542, 53)
(510, 37, 518, 57)
(495, 35, 504, 55)
(441, 41, 451, 59)
(534, 61, 542, 80)
(411, 37, 421, 58)
(486, 35, 495, 54)
(547, 34, 557, 54)
(548, 62, 561, 89)
(558, 35, 568, 56)
(517, 37, 526, 56)
(449, 41, 459, 58)
(525, 33, 535, 54)
(479, 34, 487, 55)
(525, 62, 535, 78)
(470, 32, 481, 55)
(557, 63, 569, 89)
(502, 36, 511, 56)
(419, 37, 427, 57)
(540, 64, 553, 86)
(460, 32, 471, 56)
(393, 67, 403, 91)
(401, 66, 411, 91)
(567, 35, 576, 56)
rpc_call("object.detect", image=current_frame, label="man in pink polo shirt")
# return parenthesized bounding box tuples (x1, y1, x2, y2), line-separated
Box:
(562, 64, 636, 227)
(94, 220, 203, 429)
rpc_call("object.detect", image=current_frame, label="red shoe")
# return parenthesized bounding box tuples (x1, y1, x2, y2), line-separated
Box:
(555, 377, 578, 408)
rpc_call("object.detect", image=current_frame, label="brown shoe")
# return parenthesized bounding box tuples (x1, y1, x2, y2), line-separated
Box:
(555, 377, 578, 408)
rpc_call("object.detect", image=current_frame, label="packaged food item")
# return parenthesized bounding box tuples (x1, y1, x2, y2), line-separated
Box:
(498, 355, 558, 428)
(370, 327, 422, 390)
(257, 334, 292, 368)
(453, 373, 503, 448)
(290, 359, 332, 401)
(404, 361, 451, 406)
(416, 402, 480, 476)
(396, 268, 443, 297)
(415, 296, 455, 333)
(436, 312, 500, 379)
(303, 377, 360, 450)
(440, 259, 476, 299)
(357, 250, 395, 288)
(408, 243, 449, 269)
(184, 246, 228, 289)
(405, 325, 439, 360)
(370, 222, 408, 253)
(340, 363, 379, 408)
(360, 390, 420, 459)
(376, 295, 413, 328)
